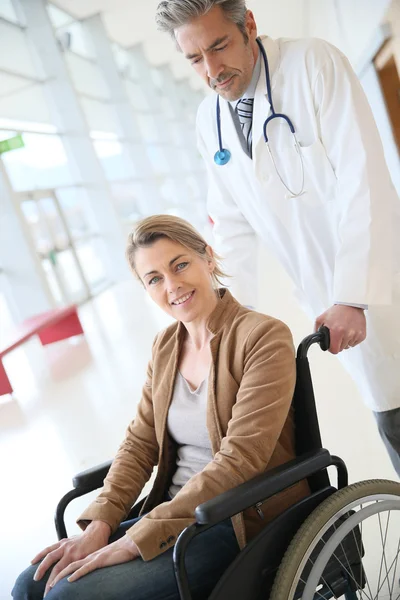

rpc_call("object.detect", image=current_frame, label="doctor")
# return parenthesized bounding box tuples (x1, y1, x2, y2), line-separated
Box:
(156, 0, 400, 474)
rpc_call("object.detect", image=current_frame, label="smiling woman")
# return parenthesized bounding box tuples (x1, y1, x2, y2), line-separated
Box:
(12, 214, 309, 600)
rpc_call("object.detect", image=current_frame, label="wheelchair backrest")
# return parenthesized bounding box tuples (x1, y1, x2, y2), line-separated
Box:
(292, 355, 330, 492)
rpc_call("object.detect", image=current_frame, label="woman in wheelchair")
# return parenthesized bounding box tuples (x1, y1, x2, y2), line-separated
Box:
(13, 215, 309, 600)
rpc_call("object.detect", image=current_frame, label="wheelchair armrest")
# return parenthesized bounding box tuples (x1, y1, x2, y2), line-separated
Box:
(72, 459, 113, 490)
(195, 448, 332, 525)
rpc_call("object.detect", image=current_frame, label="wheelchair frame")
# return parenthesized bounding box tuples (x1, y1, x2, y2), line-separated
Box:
(54, 328, 373, 600)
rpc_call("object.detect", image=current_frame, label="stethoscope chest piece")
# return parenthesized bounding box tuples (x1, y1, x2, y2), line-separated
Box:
(214, 148, 231, 166)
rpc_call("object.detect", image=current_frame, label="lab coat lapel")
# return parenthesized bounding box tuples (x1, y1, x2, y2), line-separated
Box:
(253, 36, 281, 181)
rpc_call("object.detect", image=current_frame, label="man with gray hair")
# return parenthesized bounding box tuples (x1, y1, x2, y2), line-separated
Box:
(156, 0, 400, 475)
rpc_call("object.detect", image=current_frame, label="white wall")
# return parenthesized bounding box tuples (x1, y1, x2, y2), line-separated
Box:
(248, 0, 393, 68)
(360, 63, 400, 194)
(334, 0, 393, 66)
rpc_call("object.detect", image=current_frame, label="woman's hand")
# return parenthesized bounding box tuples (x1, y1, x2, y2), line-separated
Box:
(48, 535, 140, 591)
(31, 520, 111, 597)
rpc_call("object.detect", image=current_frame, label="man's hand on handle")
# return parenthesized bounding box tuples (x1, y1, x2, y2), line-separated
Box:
(315, 305, 366, 354)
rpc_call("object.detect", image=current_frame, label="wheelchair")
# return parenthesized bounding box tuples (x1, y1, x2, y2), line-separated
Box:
(55, 327, 400, 600)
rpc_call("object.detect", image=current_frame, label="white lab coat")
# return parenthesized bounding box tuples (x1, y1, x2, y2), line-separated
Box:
(196, 36, 400, 412)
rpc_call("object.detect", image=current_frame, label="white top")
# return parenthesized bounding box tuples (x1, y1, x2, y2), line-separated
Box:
(167, 372, 213, 498)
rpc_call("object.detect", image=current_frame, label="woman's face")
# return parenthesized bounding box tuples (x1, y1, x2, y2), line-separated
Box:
(134, 238, 218, 323)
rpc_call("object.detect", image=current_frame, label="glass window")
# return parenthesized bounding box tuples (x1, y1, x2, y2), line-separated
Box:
(0, 21, 41, 78)
(38, 197, 70, 251)
(20, 197, 70, 254)
(92, 139, 136, 181)
(51, 247, 89, 304)
(160, 96, 175, 120)
(65, 52, 109, 100)
(136, 114, 160, 143)
(112, 44, 130, 75)
(0, 0, 19, 24)
(0, 118, 56, 133)
(150, 68, 164, 90)
(41, 257, 63, 305)
(56, 187, 98, 237)
(0, 74, 52, 124)
(53, 189, 109, 295)
(152, 114, 171, 144)
(19, 194, 102, 303)
(146, 145, 170, 175)
(186, 175, 206, 201)
(20, 200, 51, 256)
(80, 98, 120, 134)
(75, 237, 108, 291)
(127, 49, 147, 81)
(1, 132, 76, 190)
(163, 146, 191, 174)
(56, 21, 96, 60)
(110, 181, 146, 220)
(124, 80, 149, 112)
(0, 271, 17, 334)
(168, 121, 184, 146)
(19, 199, 65, 304)
(47, 4, 74, 29)
(159, 177, 180, 204)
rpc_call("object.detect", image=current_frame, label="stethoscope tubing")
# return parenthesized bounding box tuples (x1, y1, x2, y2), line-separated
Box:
(215, 38, 305, 198)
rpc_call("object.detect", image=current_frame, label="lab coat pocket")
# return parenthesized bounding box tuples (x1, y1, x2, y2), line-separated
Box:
(299, 139, 337, 204)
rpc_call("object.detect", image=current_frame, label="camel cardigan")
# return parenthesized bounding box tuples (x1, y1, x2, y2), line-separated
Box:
(77, 290, 309, 560)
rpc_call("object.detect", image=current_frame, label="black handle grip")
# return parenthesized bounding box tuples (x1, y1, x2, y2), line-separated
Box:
(318, 326, 330, 351)
(297, 326, 331, 359)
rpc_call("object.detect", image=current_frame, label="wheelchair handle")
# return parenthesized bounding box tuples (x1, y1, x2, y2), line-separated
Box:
(297, 326, 330, 359)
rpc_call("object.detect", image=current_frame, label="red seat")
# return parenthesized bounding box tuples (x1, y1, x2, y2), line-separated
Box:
(0, 305, 84, 396)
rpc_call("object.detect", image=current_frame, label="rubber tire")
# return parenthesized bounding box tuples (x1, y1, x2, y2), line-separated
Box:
(269, 479, 400, 600)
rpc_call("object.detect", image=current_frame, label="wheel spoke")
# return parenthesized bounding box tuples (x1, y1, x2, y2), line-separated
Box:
(372, 545, 400, 599)
(373, 509, 393, 600)
(305, 540, 373, 600)
(389, 537, 400, 597)
(327, 550, 372, 600)
(304, 554, 335, 598)
(356, 504, 374, 600)
(375, 510, 391, 598)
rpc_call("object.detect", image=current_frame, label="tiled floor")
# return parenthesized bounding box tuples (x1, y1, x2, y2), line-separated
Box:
(1, 272, 397, 598)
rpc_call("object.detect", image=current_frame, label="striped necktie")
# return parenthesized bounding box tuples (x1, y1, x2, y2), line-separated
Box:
(236, 97, 254, 156)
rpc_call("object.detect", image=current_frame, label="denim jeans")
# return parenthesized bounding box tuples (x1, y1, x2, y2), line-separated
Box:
(12, 517, 240, 600)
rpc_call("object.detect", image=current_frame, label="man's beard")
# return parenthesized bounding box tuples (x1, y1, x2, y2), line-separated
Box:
(210, 69, 251, 101)
(210, 70, 239, 91)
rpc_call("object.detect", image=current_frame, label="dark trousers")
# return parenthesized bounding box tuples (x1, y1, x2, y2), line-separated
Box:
(374, 407, 400, 477)
(12, 517, 240, 600)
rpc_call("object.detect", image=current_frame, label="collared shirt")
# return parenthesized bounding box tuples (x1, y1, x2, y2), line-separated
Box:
(227, 47, 261, 157)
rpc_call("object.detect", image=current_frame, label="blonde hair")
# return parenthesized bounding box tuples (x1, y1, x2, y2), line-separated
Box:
(126, 214, 229, 289)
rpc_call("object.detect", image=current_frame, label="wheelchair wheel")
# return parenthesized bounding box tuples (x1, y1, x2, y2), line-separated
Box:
(269, 479, 400, 600)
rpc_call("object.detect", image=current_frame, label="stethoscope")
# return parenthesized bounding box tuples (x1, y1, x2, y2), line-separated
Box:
(214, 38, 305, 198)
